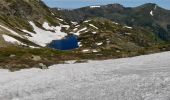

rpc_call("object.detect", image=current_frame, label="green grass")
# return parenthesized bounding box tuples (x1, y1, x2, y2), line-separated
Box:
(0, 43, 170, 71)
(0, 46, 78, 71)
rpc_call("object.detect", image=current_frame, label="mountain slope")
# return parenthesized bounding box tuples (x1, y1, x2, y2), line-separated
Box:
(0, 0, 70, 47)
(66, 18, 168, 58)
(59, 3, 170, 41)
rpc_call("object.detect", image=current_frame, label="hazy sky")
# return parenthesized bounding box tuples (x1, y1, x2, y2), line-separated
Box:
(42, 0, 170, 9)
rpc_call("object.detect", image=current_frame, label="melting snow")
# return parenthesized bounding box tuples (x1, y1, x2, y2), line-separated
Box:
(92, 31, 97, 34)
(124, 26, 132, 29)
(71, 21, 78, 25)
(96, 42, 103, 46)
(82, 49, 90, 52)
(0, 52, 170, 99)
(2, 34, 38, 48)
(61, 24, 70, 30)
(73, 28, 78, 31)
(150, 10, 154, 16)
(89, 24, 98, 29)
(57, 8, 62, 10)
(23, 22, 67, 47)
(75, 25, 80, 28)
(73, 32, 80, 36)
(124, 32, 132, 35)
(2, 34, 23, 45)
(90, 6, 101, 8)
(74, 27, 87, 36)
(56, 17, 64, 21)
(112, 22, 118, 25)
(84, 30, 89, 33)
(0, 25, 22, 38)
(78, 27, 87, 32)
(92, 49, 98, 53)
(78, 42, 82, 47)
(42, 22, 69, 31)
(83, 20, 91, 23)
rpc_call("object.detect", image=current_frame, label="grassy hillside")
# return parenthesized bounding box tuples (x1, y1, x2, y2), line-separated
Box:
(59, 3, 170, 41)
(1, 18, 170, 71)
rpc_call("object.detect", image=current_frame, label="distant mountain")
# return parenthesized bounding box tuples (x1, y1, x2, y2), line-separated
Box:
(66, 18, 167, 57)
(58, 3, 170, 41)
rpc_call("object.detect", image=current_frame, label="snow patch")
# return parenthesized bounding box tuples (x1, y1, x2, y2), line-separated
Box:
(2, 34, 23, 45)
(61, 24, 70, 30)
(83, 20, 91, 23)
(89, 24, 98, 29)
(92, 49, 98, 53)
(90, 6, 101, 8)
(0, 52, 170, 99)
(92, 32, 97, 34)
(96, 42, 103, 46)
(78, 42, 82, 47)
(42, 22, 54, 30)
(23, 22, 67, 47)
(73, 28, 78, 31)
(73, 32, 80, 36)
(82, 49, 90, 53)
(123, 26, 132, 29)
(0, 25, 22, 38)
(42, 22, 69, 31)
(78, 27, 87, 32)
(71, 21, 78, 25)
(112, 22, 119, 25)
(57, 8, 62, 10)
(84, 30, 89, 33)
(124, 32, 132, 35)
(74, 27, 87, 36)
(56, 17, 64, 21)
(2, 34, 38, 48)
(75, 25, 80, 28)
(150, 10, 154, 16)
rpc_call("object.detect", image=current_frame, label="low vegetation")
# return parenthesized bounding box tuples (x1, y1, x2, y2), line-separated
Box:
(0, 43, 170, 71)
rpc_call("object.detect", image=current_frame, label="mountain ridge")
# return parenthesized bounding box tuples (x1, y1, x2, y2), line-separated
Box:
(58, 3, 170, 41)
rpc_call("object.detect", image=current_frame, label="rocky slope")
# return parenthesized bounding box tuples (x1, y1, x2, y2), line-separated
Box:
(59, 3, 170, 41)
(66, 18, 170, 59)
(0, 0, 70, 47)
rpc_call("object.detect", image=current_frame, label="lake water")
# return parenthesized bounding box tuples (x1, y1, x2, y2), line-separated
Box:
(48, 35, 79, 50)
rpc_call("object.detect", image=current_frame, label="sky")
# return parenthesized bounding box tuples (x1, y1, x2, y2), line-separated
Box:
(42, 0, 170, 9)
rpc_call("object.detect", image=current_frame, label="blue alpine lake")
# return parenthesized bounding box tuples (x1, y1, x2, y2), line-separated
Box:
(48, 35, 79, 50)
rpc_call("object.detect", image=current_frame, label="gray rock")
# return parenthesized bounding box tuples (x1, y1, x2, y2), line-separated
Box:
(31, 55, 41, 61)
(9, 54, 16, 58)
(39, 63, 48, 69)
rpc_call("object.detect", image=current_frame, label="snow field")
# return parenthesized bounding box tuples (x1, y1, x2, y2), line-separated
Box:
(0, 52, 170, 100)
